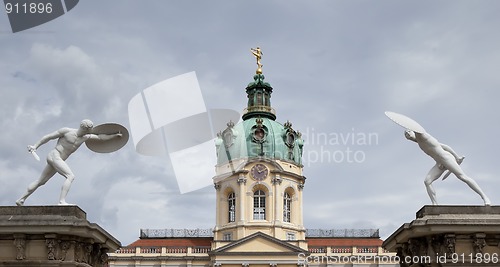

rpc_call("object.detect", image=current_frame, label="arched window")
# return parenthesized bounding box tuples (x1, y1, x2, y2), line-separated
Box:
(283, 192, 292, 223)
(228, 192, 236, 223)
(253, 190, 266, 220)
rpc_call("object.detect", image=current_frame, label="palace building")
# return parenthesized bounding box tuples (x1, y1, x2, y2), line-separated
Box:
(108, 51, 397, 267)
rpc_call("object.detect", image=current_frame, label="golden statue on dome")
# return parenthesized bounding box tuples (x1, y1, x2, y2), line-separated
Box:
(250, 47, 263, 74)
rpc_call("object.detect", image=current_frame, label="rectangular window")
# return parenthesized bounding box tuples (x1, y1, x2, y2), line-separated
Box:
(228, 192, 236, 222)
(283, 192, 291, 223)
(286, 232, 296, 241)
(223, 232, 232, 241)
(253, 190, 266, 220)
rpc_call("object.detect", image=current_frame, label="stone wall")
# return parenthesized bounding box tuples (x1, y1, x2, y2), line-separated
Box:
(0, 206, 120, 267)
(383, 205, 500, 267)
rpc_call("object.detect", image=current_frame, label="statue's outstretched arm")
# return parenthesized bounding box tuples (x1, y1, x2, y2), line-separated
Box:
(441, 143, 462, 161)
(31, 129, 67, 150)
(87, 132, 122, 142)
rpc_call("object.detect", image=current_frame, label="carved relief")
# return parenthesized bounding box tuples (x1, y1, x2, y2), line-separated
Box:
(271, 176, 282, 185)
(99, 248, 109, 267)
(13, 237, 26, 260)
(445, 234, 456, 255)
(408, 238, 420, 257)
(83, 243, 93, 264)
(237, 175, 247, 185)
(405, 237, 428, 265)
(473, 233, 487, 254)
(396, 247, 410, 267)
(429, 234, 445, 256)
(252, 118, 266, 143)
(75, 242, 84, 262)
(283, 121, 297, 161)
(6, 232, 110, 265)
(89, 244, 102, 266)
(401, 243, 409, 257)
(222, 121, 236, 148)
(59, 240, 71, 260)
(45, 238, 57, 260)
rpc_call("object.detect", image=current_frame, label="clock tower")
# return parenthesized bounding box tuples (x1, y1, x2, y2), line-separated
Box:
(212, 49, 307, 251)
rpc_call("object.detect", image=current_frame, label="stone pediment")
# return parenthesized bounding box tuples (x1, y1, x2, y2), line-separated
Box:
(211, 232, 307, 255)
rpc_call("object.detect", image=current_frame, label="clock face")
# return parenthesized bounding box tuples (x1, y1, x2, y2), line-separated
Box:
(251, 164, 268, 181)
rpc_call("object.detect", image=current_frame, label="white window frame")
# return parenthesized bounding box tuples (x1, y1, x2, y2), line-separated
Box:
(253, 190, 266, 220)
(228, 192, 236, 223)
(283, 192, 291, 223)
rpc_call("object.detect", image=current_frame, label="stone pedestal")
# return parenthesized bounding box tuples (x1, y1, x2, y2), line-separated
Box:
(383, 205, 500, 267)
(0, 206, 121, 267)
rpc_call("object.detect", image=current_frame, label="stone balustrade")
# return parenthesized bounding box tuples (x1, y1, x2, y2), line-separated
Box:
(308, 246, 393, 256)
(114, 246, 211, 255)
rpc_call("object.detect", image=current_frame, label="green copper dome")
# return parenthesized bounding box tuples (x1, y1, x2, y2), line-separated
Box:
(215, 118, 304, 166)
(215, 73, 304, 166)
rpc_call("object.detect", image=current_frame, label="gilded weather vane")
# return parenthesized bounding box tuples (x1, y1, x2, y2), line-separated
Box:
(250, 47, 263, 74)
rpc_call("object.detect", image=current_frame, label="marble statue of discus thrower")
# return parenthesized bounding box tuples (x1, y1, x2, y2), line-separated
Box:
(86, 123, 129, 153)
(384, 111, 426, 133)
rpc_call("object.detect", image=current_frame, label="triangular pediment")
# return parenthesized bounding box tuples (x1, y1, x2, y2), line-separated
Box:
(211, 232, 307, 255)
(225, 235, 289, 253)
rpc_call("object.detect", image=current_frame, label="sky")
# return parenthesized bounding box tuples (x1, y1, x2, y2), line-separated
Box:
(1, 1, 500, 246)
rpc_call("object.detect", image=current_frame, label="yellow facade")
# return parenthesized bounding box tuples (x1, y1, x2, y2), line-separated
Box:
(213, 159, 307, 250)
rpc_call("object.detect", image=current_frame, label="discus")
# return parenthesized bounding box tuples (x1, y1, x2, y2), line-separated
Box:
(385, 111, 426, 133)
(85, 123, 129, 153)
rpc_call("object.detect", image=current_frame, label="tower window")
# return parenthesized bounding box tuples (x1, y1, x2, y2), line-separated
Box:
(228, 192, 236, 223)
(223, 232, 232, 241)
(284, 192, 292, 223)
(286, 232, 296, 241)
(256, 92, 263, 105)
(253, 190, 266, 220)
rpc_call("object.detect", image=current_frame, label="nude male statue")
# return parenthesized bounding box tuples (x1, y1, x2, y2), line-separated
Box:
(16, 119, 122, 206)
(405, 130, 491, 206)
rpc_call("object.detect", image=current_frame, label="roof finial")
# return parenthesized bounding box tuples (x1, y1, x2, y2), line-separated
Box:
(250, 47, 263, 74)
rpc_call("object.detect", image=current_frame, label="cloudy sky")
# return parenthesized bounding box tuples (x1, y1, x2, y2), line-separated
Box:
(1, 1, 500, 246)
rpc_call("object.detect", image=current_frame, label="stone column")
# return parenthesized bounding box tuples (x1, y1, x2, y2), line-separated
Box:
(272, 174, 282, 225)
(214, 182, 222, 229)
(297, 184, 304, 228)
(238, 174, 247, 223)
